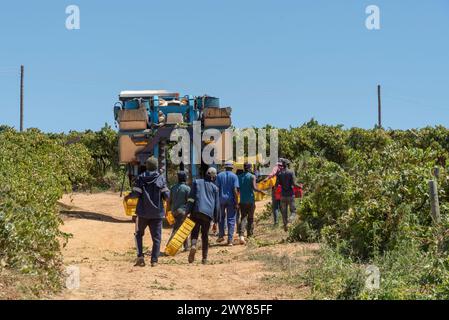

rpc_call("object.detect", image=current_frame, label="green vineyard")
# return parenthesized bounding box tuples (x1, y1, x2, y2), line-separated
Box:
(1, 121, 449, 299)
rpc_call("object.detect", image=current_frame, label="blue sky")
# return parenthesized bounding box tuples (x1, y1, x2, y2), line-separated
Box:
(0, 0, 448, 132)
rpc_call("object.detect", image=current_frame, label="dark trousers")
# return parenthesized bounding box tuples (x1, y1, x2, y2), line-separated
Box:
(168, 210, 189, 250)
(135, 216, 162, 263)
(272, 191, 280, 225)
(238, 202, 255, 237)
(280, 196, 296, 227)
(190, 212, 212, 259)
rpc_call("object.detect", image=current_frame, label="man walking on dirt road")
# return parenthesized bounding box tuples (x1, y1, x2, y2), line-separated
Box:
(168, 171, 191, 252)
(238, 163, 266, 245)
(186, 167, 220, 264)
(126, 157, 170, 267)
(276, 159, 300, 232)
(264, 159, 284, 226)
(216, 161, 240, 246)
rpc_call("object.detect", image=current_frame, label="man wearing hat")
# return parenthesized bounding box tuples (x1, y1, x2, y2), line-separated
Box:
(186, 167, 220, 264)
(263, 158, 285, 226)
(126, 157, 170, 267)
(276, 158, 300, 231)
(216, 161, 240, 245)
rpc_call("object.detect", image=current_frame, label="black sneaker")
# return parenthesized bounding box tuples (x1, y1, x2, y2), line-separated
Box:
(202, 258, 208, 265)
(134, 256, 145, 267)
(283, 225, 288, 232)
(151, 262, 158, 267)
(188, 247, 197, 263)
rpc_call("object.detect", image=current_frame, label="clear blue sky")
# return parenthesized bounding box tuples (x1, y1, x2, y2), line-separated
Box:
(1, 0, 448, 132)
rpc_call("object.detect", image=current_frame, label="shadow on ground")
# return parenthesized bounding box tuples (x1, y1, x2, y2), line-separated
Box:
(60, 210, 132, 223)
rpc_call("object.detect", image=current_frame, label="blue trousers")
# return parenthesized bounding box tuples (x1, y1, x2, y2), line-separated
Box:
(135, 216, 162, 263)
(219, 199, 237, 241)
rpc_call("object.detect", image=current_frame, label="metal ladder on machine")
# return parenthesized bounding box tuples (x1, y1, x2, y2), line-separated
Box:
(135, 126, 173, 174)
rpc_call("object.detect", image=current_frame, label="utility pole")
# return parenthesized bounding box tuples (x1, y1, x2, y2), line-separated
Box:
(428, 166, 441, 224)
(20, 65, 24, 132)
(377, 84, 382, 128)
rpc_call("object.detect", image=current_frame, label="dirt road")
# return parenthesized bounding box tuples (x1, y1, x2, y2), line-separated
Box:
(54, 192, 316, 300)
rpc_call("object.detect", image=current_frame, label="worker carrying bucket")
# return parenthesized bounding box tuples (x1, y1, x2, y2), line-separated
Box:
(125, 157, 170, 267)
(185, 167, 220, 265)
(167, 171, 191, 252)
(275, 159, 301, 232)
(237, 163, 267, 245)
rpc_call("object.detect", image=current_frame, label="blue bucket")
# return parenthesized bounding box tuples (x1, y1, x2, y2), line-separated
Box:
(196, 96, 219, 109)
(124, 100, 149, 110)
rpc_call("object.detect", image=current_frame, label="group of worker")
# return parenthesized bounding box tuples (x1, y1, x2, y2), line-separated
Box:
(125, 157, 300, 267)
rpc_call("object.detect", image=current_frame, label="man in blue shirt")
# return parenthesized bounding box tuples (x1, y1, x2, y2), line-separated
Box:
(186, 167, 220, 264)
(216, 161, 240, 246)
(126, 157, 170, 267)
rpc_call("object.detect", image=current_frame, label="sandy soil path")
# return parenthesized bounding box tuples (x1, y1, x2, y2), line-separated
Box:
(53, 192, 316, 300)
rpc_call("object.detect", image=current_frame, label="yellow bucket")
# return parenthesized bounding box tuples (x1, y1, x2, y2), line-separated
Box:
(254, 191, 268, 201)
(237, 190, 268, 203)
(164, 200, 175, 225)
(123, 194, 175, 224)
(166, 210, 175, 226)
(123, 193, 138, 217)
(257, 176, 276, 190)
(165, 217, 196, 256)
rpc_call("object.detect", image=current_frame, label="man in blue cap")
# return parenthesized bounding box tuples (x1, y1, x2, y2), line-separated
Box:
(216, 161, 240, 246)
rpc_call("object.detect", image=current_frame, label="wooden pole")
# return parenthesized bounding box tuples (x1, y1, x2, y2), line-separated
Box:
(429, 180, 441, 224)
(20, 65, 24, 132)
(432, 166, 440, 179)
(377, 85, 382, 128)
